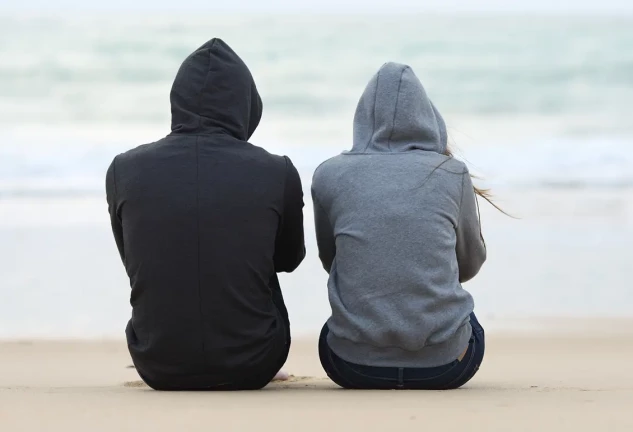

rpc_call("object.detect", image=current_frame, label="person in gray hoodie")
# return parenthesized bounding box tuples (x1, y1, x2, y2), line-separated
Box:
(311, 62, 487, 390)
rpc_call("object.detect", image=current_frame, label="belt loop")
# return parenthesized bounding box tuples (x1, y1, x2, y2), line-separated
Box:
(397, 368, 404, 389)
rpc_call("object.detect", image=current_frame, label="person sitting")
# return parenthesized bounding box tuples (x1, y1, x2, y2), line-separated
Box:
(106, 38, 305, 390)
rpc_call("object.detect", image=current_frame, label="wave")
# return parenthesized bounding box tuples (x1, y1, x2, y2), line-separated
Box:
(2, 134, 633, 197)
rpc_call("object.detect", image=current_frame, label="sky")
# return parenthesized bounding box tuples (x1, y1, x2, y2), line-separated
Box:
(2, 0, 633, 13)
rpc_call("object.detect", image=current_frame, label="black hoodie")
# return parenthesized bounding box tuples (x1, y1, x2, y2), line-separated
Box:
(105, 39, 305, 388)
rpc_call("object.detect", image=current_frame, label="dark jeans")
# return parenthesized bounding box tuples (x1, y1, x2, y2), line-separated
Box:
(140, 275, 290, 391)
(319, 313, 485, 390)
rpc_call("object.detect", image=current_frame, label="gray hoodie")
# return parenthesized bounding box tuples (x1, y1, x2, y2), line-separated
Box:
(311, 63, 486, 368)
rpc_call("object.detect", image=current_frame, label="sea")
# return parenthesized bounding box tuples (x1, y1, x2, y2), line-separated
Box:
(1, 13, 632, 338)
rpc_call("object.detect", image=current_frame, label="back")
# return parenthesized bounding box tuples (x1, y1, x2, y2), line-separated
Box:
(106, 39, 305, 386)
(313, 153, 474, 367)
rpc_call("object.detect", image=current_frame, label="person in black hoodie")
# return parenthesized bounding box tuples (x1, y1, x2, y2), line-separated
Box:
(105, 38, 305, 390)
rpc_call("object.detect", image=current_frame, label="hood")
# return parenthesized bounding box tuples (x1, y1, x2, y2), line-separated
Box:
(351, 62, 447, 154)
(170, 38, 262, 140)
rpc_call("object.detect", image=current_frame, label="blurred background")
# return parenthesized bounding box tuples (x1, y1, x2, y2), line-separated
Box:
(1, 0, 632, 338)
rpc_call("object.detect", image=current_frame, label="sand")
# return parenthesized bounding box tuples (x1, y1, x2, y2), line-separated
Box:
(2, 320, 633, 432)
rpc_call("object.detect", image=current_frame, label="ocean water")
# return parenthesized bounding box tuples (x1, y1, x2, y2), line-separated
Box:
(2, 14, 633, 193)
(1, 14, 632, 337)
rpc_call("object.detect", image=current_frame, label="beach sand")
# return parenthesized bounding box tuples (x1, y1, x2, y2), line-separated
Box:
(2, 320, 633, 432)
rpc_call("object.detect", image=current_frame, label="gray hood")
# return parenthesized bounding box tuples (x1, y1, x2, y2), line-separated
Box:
(351, 62, 447, 154)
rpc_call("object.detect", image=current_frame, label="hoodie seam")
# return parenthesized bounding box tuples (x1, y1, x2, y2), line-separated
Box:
(195, 136, 206, 362)
(312, 191, 336, 271)
(312, 192, 334, 230)
(456, 168, 468, 231)
(363, 70, 382, 152)
(386, 67, 407, 153)
(279, 156, 289, 236)
(194, 40, 217, 132)
(110, 156, 125, 227)
(111, 156, 119, 199)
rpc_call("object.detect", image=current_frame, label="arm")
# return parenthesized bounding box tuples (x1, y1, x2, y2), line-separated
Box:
(311, 189, 336, 274)
(456, 170, 487, 283)
(106, 157, 126, 264)
(273, 157, 306, 273)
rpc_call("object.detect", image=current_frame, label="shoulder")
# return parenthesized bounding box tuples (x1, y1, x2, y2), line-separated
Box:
(111, 141, 159, 169)
(106, 142, 156, 181)
(422, 153, 468, 175)
(244, 143, 302, 191)
(409, 154, 470, 199)
(312, 154, 347, 186)
(244, 142, 290, 170)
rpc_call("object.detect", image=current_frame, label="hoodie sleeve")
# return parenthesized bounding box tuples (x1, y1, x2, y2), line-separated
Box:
(456, 169, 487, 283)
(312, 188, 336, 274)
(106, 157, 126, 264)
(273, 157, 306, 273)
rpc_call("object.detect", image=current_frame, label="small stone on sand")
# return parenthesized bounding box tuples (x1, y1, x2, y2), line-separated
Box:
(272, 370, 290, 381)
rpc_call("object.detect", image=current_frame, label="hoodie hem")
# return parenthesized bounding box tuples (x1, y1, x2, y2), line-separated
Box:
(326, 321, 472, 369)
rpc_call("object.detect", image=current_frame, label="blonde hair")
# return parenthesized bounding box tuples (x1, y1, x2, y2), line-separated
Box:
(443, 146, 510, 216)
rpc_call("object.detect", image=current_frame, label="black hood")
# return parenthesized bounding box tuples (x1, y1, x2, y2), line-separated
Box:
(170, 38, 262, 140)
